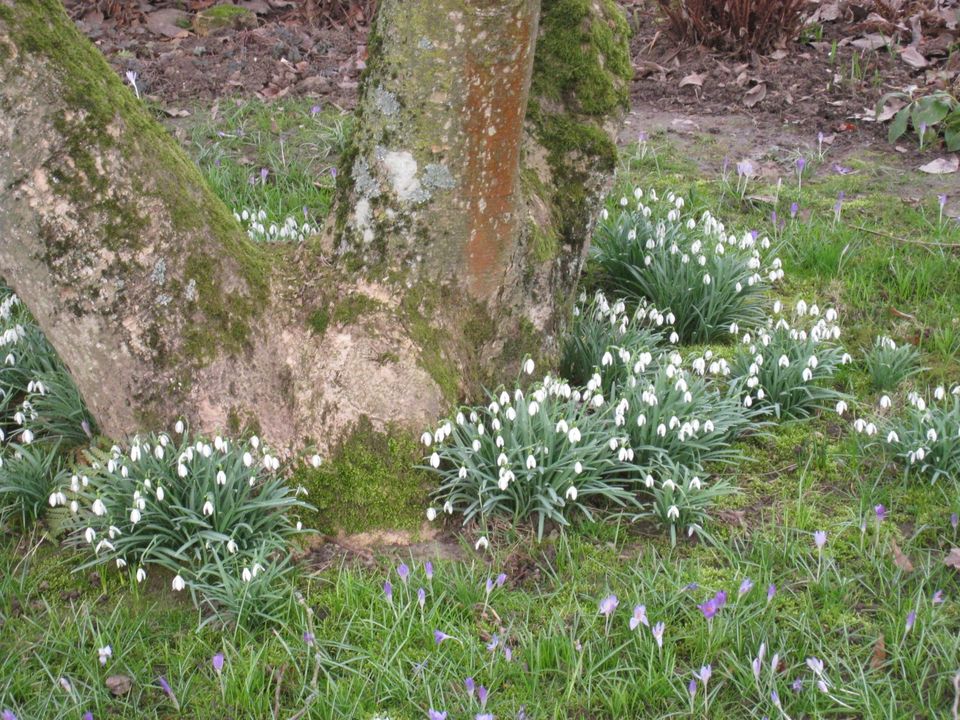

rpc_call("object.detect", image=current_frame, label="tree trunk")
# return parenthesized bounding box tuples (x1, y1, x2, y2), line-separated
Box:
(0, 0, 630, 451)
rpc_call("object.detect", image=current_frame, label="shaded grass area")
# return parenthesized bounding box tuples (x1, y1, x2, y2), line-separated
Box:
(2, 122, 960, 719)
(177, 97, 351, 233)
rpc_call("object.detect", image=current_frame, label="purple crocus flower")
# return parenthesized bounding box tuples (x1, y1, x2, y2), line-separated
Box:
(939, 194, 947, 209)
(310, 105, 322, 116)
(478, 686, 488, 708)
(428, 711, 447, 720)
(496, 573, 507, 587)
(875, 504, 886, 522)
(434, 629, 453, 645)
(83, 714, 93, 720)
(384, 580, 393, 603)
(699, 597, 719, 620)
(260, 167, 269, 184)
(737, 159, 754, 177)
(750, 229, 759, 240)
(791, 678, 804, 693)
(767, 584, 776, 603)
(517, 707, 527, 720)
(771, 210, 778, 226)
(833, 192, 845, 221)
(932, 590, 944, 605)
(695, 664, 712, 686)
(833, 164, 853, 174)
(303, 631, 315, 646)
(771, 690, 782, 708)
(814, 530, 827, 549)
(486, 634, 499, 652)
(475, 715, 494, 720)
(629, 604, 648, 630)
(796, 157, 806, 172)
(504, 645, 513, 662)
(651, 621, 665, 648)
(212, 653, 224, 675)
(905, 610, 916, 632)
(157, 676, 179, 709)
(398, 563, 410, 584)
(739, 577, 754, 598)
(465, 677, 475, 697)
(2, 712, 16, 720)
(485, 578, 495, 594)
(753, 642, 766, 681)
(951, 513, 958, 531)
(688, 678, 697, 698)
(790, 202, 799, 218)
(599, 594, 619, 617)
(683, 582, 699, 592)
(425, 560, 434, 580)
(330, 166, 338, 179)
(418, 587, 426, 610)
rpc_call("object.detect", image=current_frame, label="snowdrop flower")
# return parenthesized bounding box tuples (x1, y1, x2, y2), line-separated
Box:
(667, 505, 680, 521)
(175, 419, 185, 434)
(574, 461, 583, 474)
(568, 427, 581, 443)
(310, 454, 322, 468)
(835, 400, 847, 415)
(426, 507, 437, 521)
(927, 428, 938, 442)
(565, 486, 578, 501)
(242, 568, 253, 583)
(216, 470, 227, 486)
(475, 536, 489, 551)
(430, 453, 440, 468)
(242, 452, 253, 467)
(130, 508, 141, 525)
(880, 395, 891, 409)
(443, 501, 454, 514)
(172, 575, 186, 591)
(421, 431, 433, 447)
(98, 645, 112, 666)
(523, 358, 535, 375)
(156, 486, 165, 501)
(227, 539, 238, 554)
(84, 527, 96, 544)
(886, 430, 899, 443)
(202, 500, 214, 517)
(136, 568, 147, 583)
(778, 355, 790, 368)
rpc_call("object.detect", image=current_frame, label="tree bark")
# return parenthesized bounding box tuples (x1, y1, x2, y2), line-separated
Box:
(0, 0, 630, 451)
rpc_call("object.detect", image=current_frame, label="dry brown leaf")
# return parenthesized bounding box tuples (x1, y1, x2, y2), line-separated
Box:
(919, 156, 959, 174)
(891, 541, 915, 572)
(869, 635, 887, 670)
(679, 72, 707, 89)
(105, 675, 132, 696)
(946, 547, 960, 570)
(852, 33, 891, 51)
(900, 45, 928, 68)
(743, 83, 767, 108)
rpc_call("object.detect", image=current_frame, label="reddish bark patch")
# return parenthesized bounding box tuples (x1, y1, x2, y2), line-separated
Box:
(461, 3, 537, 299)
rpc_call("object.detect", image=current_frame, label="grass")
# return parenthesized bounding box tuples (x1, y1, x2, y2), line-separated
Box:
(180, 97, 352, 236)
(2, 112, 960, 719)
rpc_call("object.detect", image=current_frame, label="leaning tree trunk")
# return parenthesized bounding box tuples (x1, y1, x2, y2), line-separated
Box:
(0, 0, 630, 452)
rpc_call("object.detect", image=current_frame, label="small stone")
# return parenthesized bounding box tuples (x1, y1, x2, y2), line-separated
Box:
(105, 675, 133, 696)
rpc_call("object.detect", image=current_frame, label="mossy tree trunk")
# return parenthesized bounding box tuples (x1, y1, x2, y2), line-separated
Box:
(0, 0, 630, 451)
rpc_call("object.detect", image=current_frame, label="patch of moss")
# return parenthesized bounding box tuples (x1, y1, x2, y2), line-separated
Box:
(331, 293, 382, 326)
(400, 287, 460, 403)
(308, 307, 330, 335)
(531, 223, 561, 263)
(194, 3, 257, 34)
(295, 416, 430, 534)
(533, 0, 632, 116)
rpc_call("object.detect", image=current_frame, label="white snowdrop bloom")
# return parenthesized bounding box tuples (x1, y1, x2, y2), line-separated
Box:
(243, 452, 253, 467)
(116, 558, 127, 570)
(136, 568, 147, 583)
(854, 418, 867, 433)
(608, 437, 619, 451)
(202, 500, 214, 517)
(310, 454, 322, 468)
(95, 539, 114, 554)
(430, 452, 440, 468)
(670, 331, 679, 344)
(92, 498, 107, 516)
(916, 397, 927, 411)
(601, 351, 614, 367)
(171, 574, 186, 591)
(528, 400, 540, 416)
(756, 388, 765, 400)
(778, 355, 790, 368)
(927, 428, 938, 442)
(458, 466, 468, 479)
(226, 538, 238, 554)
(916, 447, 926, 461)
(795, 300, 808, 316)
(215, 470, 227, 486)
(69, 500, 78, 513)
(159, 434, 169, 448)
(499, 390, 511, 406)
(98, 646, 112, 666)
(808, 355, 819, 369)
(477, 423, 485, 436)
(444, 500, 454, 514)
(809, 304, 820, 317)
(497, 452, 509, 467)
(825, 308, 837, 322)
(130, 508, 142, 525)
(526, 455, 537, 470)
(841, 353, 852, 365)
(130, 445, 141, 463)
(636, 413, 646, 427)
(743, 395, 753, 408)
(242, 568, 253, 583)
(214, 436, 224, 452)
(591, 394, 604, 408)
(574, 461, 583, 475)
(566, 486, 578, 501)
(21, 428, 34, 444)
(81, 528, 96, 545)
(662, 479, 676, 491)
(568, 427, 582, 443)
(476, 536, 490, 551)
(703, 273, 712, 285)
(690, 476, 702, 490)
(472, 439, 481, 452)
(456, 412, 466, 425)
(879, 395, 891, 409)
(556, 419, 569, 434)
(156, 486, 165, 502)
(887, 430, 899, 443)
(491, 419, 501, 432)
(934, 386, 946, 401)
(495, 435, 505, 448)
(657, 423, 667, 437)
(426, 507, 437, 522)
(498, 474, 510, 491)
(48, 491, 65, 507)
(703, 420, 715, 433)
(835, 400, 848, 416)
(802, 368, 813, 382)
(865, 423, 877, 436)
(505, 407, 517, 421)
(523, 358, 535, 375)
(177, 463, 188, 478)
(174, 419, 185, 435)
(667, 505, 680, 521)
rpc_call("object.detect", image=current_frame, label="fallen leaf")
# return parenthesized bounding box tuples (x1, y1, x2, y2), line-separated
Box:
(679, 72, 707, 88)
(743, 83, 767, 107)
(162, 108, 191, 118)
(869, 635, 886, 670)
(946, 547, 960, 570)
(876, 99, 907, 122)
(900, 45, 928, 68)
(770, 49, 788, 60)
(105, 675, 132, 696)
(891, 541, 915, 572)
(919, 155, 959, 174)
(852, 33, 891, 51)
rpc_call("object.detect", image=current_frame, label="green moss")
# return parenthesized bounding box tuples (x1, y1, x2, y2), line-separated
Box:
(308, 307, 330, 336)
(331, 294, 383, 326)
(295, 416, 430, 534)
(531, 223, 561, 263)
(194, 3, 256, 33)
(400, 287, 460, 403)
(201, 3, 251, 20)
(533, 0, 632, 116)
